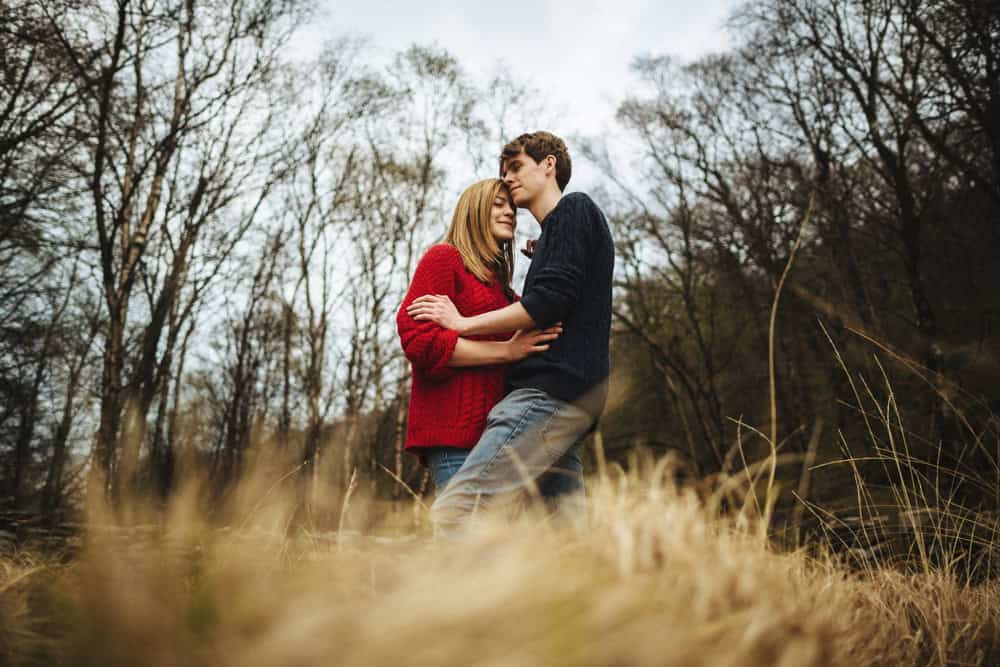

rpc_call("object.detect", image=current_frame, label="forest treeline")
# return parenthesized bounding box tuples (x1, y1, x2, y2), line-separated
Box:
(593, 0, 1000, 512)
(2, 0, 998, 529)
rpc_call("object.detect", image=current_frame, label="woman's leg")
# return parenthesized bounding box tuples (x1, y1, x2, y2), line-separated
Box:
(423, 447, 470, 491)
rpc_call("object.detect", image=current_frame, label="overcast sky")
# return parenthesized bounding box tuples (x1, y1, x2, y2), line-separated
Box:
(298, 1, 741, 183)
(282, 3, 744, 311)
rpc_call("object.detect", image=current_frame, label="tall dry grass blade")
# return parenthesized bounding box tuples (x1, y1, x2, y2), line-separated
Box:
(836, 430, 879, 575)
(819, 320, 882, 453)
(337, 467, 358, 546)
(504, 446, 543, 503)
(376, 463, 429, 512)
(793, 418, 823, 549)
(733, 416, 761, 524)
(845, 329, 995, 450)
(766, 192, 814, 525)
(238, 461, 307, 531)
(594, 428, 608, 485)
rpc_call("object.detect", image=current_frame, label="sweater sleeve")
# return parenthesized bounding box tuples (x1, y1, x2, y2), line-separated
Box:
(519, 195, 597, 327)
(397, 245, 462, 381)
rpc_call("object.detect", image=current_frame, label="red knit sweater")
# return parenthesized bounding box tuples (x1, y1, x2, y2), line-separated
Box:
(396, 244, 514, 454)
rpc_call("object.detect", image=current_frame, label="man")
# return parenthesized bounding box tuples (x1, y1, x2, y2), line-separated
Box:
(407, 131, 614, 531)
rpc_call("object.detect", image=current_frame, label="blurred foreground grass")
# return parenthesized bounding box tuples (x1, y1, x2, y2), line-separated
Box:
(2, 455, 998, 667)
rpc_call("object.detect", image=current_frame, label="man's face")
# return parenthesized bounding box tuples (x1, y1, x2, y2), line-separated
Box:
(502, 150, 549, 208)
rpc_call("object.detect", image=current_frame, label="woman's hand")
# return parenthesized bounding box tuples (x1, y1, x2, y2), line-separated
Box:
(407, 294, 467, 332)
(506, 325, 562, 361)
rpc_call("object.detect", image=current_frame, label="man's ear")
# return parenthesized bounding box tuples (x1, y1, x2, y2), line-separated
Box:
(544, 154, 556, 174)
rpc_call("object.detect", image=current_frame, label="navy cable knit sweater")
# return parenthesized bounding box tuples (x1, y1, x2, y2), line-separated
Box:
(508, 192, 614, 414)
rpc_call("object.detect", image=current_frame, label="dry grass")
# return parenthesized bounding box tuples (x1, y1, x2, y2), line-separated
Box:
(4, 300, 997, 664)
(1, 454, 998, 667)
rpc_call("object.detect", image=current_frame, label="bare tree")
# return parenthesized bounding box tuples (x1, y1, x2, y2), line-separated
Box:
(54, 0, 305, 499)
(0, 0, 96, 512)
(348, 45, 486, 497)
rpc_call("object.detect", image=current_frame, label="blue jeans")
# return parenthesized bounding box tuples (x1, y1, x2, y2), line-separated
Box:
(431, 388, 594, 531)
(424, 447, 469, 491)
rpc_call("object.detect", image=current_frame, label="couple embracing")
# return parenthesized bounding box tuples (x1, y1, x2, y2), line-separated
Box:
(396, 131, 613, 534)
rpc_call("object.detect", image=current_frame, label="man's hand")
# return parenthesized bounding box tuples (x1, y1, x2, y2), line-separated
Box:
(506, 325, 562, 361)
(521, 238, 537, 258)
(407, 294, 467, 332)
(410, 299, 537, 337)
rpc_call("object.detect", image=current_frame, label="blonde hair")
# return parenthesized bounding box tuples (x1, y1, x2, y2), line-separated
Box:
(443, 179, 516, 301)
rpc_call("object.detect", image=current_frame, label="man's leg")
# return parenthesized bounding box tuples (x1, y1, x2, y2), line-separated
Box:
(537, 442, 584, 496)
(431, 388, 594, 532)
(536, 433, 586, 528)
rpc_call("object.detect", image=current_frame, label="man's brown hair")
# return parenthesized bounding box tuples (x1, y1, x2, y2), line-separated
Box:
(500, 131, 571, 192)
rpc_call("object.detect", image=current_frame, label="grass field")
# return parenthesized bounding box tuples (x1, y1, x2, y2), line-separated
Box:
(2, 450, 998, 667)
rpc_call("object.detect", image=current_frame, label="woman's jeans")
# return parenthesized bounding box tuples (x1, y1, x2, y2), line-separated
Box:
(424, 446, 469, 491)
(430, 388, 593, 532)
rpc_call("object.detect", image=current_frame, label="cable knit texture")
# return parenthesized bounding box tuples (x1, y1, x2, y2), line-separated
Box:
(508, 192, 614, 414)
(397, 244, 514, 453)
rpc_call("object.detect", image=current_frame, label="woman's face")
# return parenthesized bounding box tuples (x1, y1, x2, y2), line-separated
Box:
(489, 188, 516, 242)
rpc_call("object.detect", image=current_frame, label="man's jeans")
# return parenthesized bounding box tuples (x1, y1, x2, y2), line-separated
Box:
(431, 388, 594, 531)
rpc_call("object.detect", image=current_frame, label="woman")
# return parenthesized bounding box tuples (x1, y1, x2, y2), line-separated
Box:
(396, 179, 560, 491)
